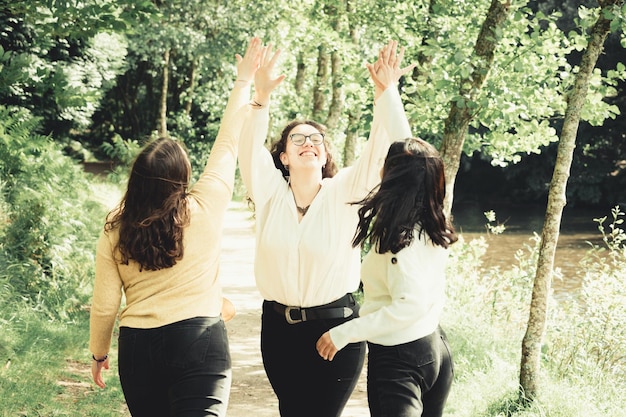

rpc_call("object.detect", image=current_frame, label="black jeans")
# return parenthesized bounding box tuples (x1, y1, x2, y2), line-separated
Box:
(118, 316, 231, 417)
(261, 296, 366, 417)
(367, 327, 454, 417)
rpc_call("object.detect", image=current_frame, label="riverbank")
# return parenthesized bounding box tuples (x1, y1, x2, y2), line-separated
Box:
(452, 201, 611, 297)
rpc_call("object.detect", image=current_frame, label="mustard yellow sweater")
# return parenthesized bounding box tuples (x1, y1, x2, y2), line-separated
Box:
(89, 80, 250, 357)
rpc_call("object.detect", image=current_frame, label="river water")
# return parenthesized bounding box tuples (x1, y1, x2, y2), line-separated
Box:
(450, 202, 613, 297)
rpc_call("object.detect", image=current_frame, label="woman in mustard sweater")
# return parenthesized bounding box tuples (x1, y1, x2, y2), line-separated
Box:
(88, 38, 262, 417)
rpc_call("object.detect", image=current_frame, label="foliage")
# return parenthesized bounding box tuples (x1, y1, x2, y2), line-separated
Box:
(0, 1, 152, 138)
(0, 106, 108, 319)
(86, 0, 260, 153)
(3, 0, 624, 205)
(547, 206, 626, 381)
(447, 232, 537, 335)
(443, 211, 625, 415)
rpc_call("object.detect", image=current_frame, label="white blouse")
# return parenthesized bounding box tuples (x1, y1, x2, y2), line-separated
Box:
(238, 86, 411, 307)
(329, 234, 449, 349)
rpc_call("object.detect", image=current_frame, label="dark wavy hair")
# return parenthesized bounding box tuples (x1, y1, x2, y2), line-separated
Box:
(352, 138, 458, 254)
(105, 137, 191, 271)
(270, 119, 339, 179)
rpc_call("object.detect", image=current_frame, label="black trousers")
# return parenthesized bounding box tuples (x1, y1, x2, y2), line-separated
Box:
(118, 316, 231, 417)
(367, 327, 454, 417)
(261, 296, 366, 417)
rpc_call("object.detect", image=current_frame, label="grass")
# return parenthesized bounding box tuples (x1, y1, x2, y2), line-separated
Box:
(0, 306, 129, 417)
(2, 291, 623, 416)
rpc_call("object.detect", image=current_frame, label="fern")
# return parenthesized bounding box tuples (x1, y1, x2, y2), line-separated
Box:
(0, 105, 107, 319)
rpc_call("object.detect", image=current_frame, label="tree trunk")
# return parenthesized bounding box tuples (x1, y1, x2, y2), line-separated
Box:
(439, 0, 511, 216)
(326, 4, 344, 133)
(410, 0, 438, 82)
(342, 0, 359, 167)
(295, 52, 306, 96)
(343, 110, 360, 166)
(159, 48, 170, 137)
(184, 59, 197, 116)
(313, 44, 329, 121)
(519, 0, 621, 401)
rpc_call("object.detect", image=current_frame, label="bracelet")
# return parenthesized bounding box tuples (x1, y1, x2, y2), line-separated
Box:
(250, 100, 267, 108)
(92, 354, 108, 363)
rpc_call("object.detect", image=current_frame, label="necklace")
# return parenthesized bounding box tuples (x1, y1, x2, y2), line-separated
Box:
(291, 183, 321, 217)
(296, 204, 311, 216)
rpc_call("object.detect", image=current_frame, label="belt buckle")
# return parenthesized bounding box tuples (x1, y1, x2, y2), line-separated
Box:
(285, 306, 306, 324)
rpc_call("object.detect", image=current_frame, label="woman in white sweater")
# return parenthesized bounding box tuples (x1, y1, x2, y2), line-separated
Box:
(238, 41, 414, 417)
(316, 138, 458, 417)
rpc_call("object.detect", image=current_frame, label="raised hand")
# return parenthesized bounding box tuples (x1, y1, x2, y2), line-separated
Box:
(235, 37, 263, 83)
(253, 43, 286, 106)
(367, 40, 416, 99)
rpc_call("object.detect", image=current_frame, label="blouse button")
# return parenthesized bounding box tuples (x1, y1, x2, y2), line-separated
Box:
(391, 257, 397, 264)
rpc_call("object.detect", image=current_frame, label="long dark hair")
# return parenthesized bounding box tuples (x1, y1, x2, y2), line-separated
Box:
(105, 137, 191, 271)
(270, 119, 338, 179)
(352, 138, 458, 254)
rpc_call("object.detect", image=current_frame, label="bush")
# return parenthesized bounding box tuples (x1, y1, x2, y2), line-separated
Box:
(547, 206, 626, 382)
(0, 106, 109, 319)
(444, 208, 626, 415)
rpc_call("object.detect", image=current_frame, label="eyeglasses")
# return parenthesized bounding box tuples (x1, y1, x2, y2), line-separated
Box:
(289, 132, 325, 146)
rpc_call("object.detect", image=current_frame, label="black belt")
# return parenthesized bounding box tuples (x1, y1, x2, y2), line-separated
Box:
(270, 293, 356, 324)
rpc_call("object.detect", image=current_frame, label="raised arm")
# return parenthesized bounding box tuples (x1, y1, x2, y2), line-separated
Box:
(370, 40, 415, 139)
(368, 40, 415, 102)
(191, 37, 262, 202)
(251, 43, 286, 108)
(342, 40, 415, 199)
(238, 43, 285, 205)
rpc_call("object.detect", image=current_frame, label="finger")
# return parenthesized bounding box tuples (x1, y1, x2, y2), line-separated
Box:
(93, 369, 105, 388)
(398, 63, 417, 77)
(316, 345, 326, 358)
(244, 37, 258, 58)
(396, 46, 406, 65)
(273, 74, 286, 86)
(268, 48, 282, 68)
(390, 40, 398, 56)
(382, 45, 390, 63)
(249, 39, 262, 58)
(366, 63, 378, 80)
(258, 46, 268, 66)
(263, 44, 274, 65)
(367, 66, 385, 90)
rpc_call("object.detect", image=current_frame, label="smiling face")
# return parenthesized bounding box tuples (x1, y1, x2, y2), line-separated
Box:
(279, 123, 328, 174)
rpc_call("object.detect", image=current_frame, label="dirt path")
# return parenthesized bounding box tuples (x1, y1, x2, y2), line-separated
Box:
(219, 202, 369, 416)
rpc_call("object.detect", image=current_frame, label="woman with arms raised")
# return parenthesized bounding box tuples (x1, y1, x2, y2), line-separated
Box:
(316, 137, 458, 417)
(238, 40, 414, 417)
(88, 37, 263, 417)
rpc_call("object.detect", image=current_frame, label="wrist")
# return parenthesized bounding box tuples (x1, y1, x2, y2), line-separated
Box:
(251, 96, 269, 108)
(92, 354, 108, 363)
